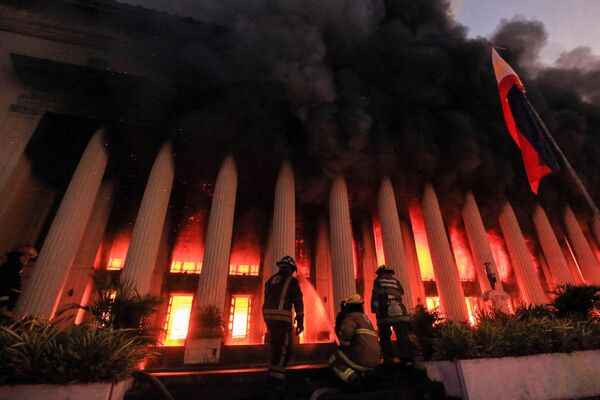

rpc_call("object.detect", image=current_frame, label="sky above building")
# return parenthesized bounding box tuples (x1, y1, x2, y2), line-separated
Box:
(451, 0, 600, 64)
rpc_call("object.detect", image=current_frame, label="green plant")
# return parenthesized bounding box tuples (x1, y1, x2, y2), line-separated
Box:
(190, 305, 225, 339)
(550, 284, 600, 321)
(410, 304, 443, 359)
(59, 270, 162, 345)
(0, 317, 152, 385)
(514, 304, 555, 320)
(432, 321, 476, 360)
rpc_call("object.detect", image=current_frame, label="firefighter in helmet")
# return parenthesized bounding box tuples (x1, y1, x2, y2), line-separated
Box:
(329, 293, 379, 389)
(371, 264, 414, 364)
(262, 255, 304, 392)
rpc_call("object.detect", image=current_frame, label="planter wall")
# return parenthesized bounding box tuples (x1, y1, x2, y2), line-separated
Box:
(184, 337, 222, 364)
(423, 350, 600, 400)
(0, 378, 133, 400)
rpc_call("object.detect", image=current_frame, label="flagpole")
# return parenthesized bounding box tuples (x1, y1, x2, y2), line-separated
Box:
(522, 95, 600, 218)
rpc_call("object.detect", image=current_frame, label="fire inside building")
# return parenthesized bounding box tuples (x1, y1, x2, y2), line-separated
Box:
(1, 0, 600, 369)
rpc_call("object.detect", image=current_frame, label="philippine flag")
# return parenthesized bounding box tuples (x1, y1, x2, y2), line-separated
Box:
(492, 48, 559, 194)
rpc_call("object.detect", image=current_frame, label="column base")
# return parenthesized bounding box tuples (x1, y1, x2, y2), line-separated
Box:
(184, 338, 222, 364)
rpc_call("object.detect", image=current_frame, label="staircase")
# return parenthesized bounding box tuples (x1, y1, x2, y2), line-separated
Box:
(124, 363, 449, 400)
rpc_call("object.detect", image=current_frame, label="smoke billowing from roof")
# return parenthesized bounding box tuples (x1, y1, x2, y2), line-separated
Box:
(109, 1, 600, 230)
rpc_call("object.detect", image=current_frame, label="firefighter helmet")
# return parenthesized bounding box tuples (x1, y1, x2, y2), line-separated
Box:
(345, 293, 364, 304)
(376, 264, 394, 275)
(276, 255, 297, 272)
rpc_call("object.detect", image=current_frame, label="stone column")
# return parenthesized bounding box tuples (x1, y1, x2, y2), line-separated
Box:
(0, 108, 41, 194)
(361, 218, 378, 320)
(58, 182, 114, 321)
(315, 217, 334, 322)
(498, 203, 547, 305)
(15, 129, 108, 318)
(271, 161, 295, 274)
(400, 220, 426, 307)
(329, 176, 356, 311)
(421, 184, 468, 321)
(194, 155, 238, 313)
(533, 205, 574, 286)
(591, 217, 600, 250)
(563, 205, 600, 284)
(378, 177, 415, 310)
(121, 142, 175, 295)
(462, 192, 504, 293)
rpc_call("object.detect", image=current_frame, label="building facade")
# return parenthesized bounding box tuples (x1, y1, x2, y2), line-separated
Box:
(1, 1, 599, 353)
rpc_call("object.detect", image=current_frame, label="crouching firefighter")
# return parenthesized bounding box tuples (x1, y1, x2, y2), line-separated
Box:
(329, 294, 379, 389)
(371, 265, 414, 364)
(262, 256, 304, 391)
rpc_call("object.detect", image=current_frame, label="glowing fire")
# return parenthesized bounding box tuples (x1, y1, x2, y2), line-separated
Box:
(295, 238, 310, 277)
(163, 294, 193, 346)
(487, 231, 511, 282)
(170, 212, 205, 273)
(106, 231, 131, 270)
(409, 205, 435, 281)
(449, 224, 476, 281)
(372, 218, 386, 266)
(352, 239, 358, 279)
(229, 295, 252, 343)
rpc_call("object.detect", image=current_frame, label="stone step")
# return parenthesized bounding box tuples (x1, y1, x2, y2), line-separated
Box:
(124, 364, 448, 400)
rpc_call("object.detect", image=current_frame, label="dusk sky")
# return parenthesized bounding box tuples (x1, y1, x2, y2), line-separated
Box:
(452, 0, 600, 64)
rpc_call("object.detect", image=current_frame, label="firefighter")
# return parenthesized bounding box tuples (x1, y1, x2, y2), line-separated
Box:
(371, 264, 414, 365)
(0, 245, 38, 317)
(329, 293, 379, 389)
(262, 255, 304, 393)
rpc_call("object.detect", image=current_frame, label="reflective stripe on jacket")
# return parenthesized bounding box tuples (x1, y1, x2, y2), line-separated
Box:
(262, 271, 303, 325)
(371, 272, 409, 324)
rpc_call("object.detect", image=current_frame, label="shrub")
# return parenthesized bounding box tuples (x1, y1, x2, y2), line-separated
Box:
(0, 317, 152, 385)
(550, 284, 600, 321)
(410, 305, 442, 359)
(189, 305, 225, 339)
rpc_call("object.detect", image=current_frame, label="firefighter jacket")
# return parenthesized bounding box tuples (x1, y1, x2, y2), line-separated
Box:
(262, 270, 304, 326)
(371, 271, 409, 324)
(330, 311, 379, 383)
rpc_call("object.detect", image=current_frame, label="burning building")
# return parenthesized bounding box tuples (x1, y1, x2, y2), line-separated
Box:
(1, 0, 600, 364)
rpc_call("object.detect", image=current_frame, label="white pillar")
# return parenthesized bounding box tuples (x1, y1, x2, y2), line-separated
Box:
(378, 177, 415, 310)
(361, 218, 378, 321)
(421, 184, 469, 321)
(533, 205, 574, 286)
(271, 161, 295, 274)
(194, 156, 237, 313)
(329, 176, 356, 312)
(0, 109, 41, 194)
(462, 192, 504, 293)
(15, 129, 108, 318)
(315, 217, 334, 323)
(498, 203, 547, 305)
(121, 142, 175, 295)
(400, 220, 426, 307)
(563, 205, 600, 284)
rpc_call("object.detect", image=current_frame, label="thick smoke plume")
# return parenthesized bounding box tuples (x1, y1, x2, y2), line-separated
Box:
(25, 0, 600, 240)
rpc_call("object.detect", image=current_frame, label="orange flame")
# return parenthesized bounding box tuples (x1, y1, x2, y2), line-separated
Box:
(487, 231, 511, 282)
(449, 224, 476, 281)
(106, 231, 131, 270)
(409, 205, 435, 281)
(372, 218, 386, 266)
(170, 211, 206, 273)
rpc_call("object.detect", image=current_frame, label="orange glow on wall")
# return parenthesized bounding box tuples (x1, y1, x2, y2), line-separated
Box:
(449, 224, 476, 281)
(487, 231, 511, 282)
(372, 218, 386, 266)
(295, 238, 310, 277)
(229, 295, 251, 343)
(170, 212, 206, 274)
(163, 294, 193, 346)
(352, 239, 358, 279)
(465, 297, 479, 326)
(106, 231, 130, 270)
(409, 206, 435, 281)
(228, 264, 259, 276)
